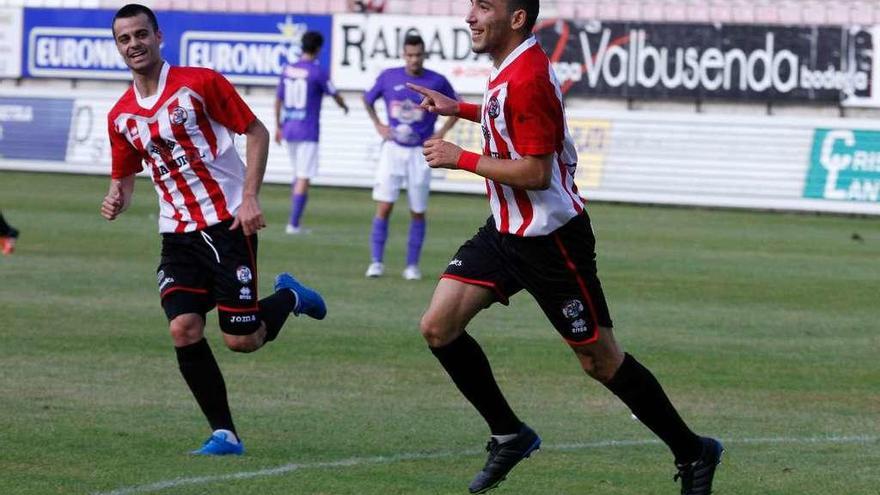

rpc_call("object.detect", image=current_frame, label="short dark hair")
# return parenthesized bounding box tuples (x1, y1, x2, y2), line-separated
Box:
(301, 31, 324, 55)
(112, 4, 159, 34)
(508, 0, 539, 33)
(403, 33, 425, 50)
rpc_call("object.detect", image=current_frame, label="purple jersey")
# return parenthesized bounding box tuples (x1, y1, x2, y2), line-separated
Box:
(276, 59, 337, 142)
(364, 67, 457, 147)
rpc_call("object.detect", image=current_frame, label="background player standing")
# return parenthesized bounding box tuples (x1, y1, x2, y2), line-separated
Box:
(409, 0, 723, 493)
(362, 34, 459, 280)
(102, 4, 327, 455)
(275, 31, 348, 235)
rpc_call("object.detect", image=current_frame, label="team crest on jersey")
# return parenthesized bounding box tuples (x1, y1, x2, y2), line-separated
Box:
(486, 95, 501, 119)
(236, 266, 253, 284)
(169, 106, 188, 125)
(561, 299, 584, 319)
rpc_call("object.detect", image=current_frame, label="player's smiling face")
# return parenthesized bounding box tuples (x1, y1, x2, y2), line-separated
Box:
(466, 0, 515, 57)
(113, 13, 163, 74)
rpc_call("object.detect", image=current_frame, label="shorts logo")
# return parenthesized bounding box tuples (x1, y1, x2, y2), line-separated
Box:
(487, 95, 501, 119)
(448, 258, 463, 267)
(239, 287, 252, 301)
(481, 124, 491, 144)
(158, 276, 175, 292)
(169, 106, 188, 125)
(236, 266, 253, 284)
(157, 270, 165, 282)
(561, 299, 584, 320)
(230, 315, 257, 323)
(571, 318, 589, 334)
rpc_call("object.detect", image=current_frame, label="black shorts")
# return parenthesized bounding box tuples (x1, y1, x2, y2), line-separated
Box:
(156, 220, 261, 334)
(442, 213, 613, 345)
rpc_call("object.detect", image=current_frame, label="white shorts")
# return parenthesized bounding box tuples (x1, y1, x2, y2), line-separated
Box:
(286, 141, 320, 179)
(372, 141, 432, 214)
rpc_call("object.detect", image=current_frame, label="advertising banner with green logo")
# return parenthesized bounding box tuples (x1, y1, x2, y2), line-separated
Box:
(805, 129, 880, 203)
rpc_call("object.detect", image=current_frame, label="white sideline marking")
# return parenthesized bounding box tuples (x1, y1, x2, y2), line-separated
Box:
(94, 434, 878, 495)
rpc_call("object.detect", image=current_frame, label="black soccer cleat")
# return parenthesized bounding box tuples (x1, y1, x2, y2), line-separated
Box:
(674, 437, 724, 495)
(468, 424, 541, 494)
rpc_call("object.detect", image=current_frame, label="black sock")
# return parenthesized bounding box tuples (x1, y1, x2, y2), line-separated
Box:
(605, 353, 702, 464)
(175, 339, 236, 435)
(260, 290, 296, 342)
(0, 213, 10, 235)
(430, 332, 522, 435)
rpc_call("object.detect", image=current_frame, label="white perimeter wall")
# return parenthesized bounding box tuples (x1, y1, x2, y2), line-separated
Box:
(2, 86, 880, 215)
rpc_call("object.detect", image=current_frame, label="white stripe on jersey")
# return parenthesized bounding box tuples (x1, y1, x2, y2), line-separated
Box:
(176, 92, 215, 161)
(154, 104, 211, 232)
(114, 86, 246, 233)
(480, 39, 585, 237)
(129, 118, 187, 232)
(156, 100, 221, 229)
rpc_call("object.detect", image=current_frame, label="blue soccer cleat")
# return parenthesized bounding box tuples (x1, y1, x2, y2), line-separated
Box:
(274, 272, 327, 320)
(191, 430, 244, 456)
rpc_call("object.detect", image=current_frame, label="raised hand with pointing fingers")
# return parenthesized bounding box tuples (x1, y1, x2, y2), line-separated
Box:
(407, 82, 461, 116)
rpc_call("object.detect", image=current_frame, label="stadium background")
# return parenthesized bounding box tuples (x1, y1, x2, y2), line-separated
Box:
(2, 0, 880, 213)
(1, 1, 878, 495)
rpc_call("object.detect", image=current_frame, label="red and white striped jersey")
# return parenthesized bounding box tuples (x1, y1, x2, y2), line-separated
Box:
(481, 36, 584, 237)
(108, 62, 256, 233)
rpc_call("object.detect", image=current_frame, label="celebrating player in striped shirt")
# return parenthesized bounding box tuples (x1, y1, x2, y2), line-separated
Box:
(409, 0, 722, 493)
(101, 3, 327, 456)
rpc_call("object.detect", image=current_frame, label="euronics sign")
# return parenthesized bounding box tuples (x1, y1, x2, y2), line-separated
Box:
(28, 27, 127, 79)
(22, 8, 332, 85)
(805, 129, 880, 203)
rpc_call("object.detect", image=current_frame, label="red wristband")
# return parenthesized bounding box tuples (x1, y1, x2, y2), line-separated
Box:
(457, 151, 481, 173)
(458, 102, 481, 122)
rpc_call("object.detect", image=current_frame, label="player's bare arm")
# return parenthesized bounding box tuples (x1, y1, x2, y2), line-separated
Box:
(407, 83, 481, 122)
(363, 94, 391, 140)
(101, 174, 136, 221)
(423, 139, 552, 190)
(273, 96, 283, 144)
(231, 118, 270, 235)
(333, 94, 349, 115)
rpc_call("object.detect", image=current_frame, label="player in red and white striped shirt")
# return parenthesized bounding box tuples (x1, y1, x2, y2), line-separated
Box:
(101, 4, 327, 456)
(409, 1, 722, 493)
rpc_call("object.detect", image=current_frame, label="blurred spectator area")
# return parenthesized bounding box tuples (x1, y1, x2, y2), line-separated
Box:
(0, 0, 876, 26)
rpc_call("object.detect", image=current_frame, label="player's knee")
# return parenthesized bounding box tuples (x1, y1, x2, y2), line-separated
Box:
(419, 312, 457, 347)
(168, 314, 204, 346)
(223, 334, 260, 353)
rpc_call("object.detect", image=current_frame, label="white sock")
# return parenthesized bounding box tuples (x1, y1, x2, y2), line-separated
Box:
(213, 429, 239, 444)
(491, 433, 518, 444)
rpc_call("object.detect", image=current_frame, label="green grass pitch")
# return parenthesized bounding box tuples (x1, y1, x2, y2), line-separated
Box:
(1, 170, 878, 494)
